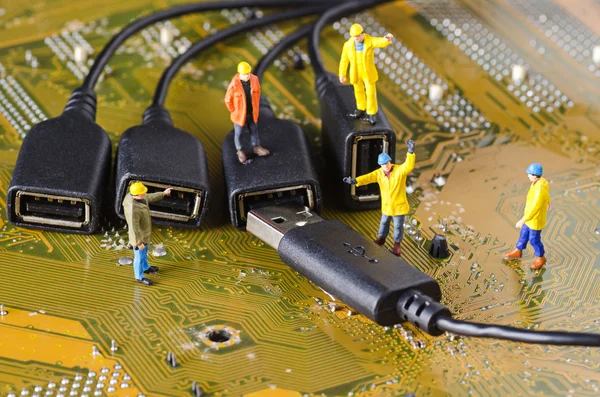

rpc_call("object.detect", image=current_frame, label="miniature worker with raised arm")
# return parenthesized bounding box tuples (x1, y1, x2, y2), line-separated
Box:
(503, 163, 551, 270)
(123, 182, 171, 286)
(343, 140, 415, 256)
(339, 23, 393, 125)
(224, 61, 270, 164)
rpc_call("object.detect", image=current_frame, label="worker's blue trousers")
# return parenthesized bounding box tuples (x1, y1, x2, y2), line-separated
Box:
(133, 246, 150, 280)
(515, 225, 545, 257)
(378, 214, 405, 243)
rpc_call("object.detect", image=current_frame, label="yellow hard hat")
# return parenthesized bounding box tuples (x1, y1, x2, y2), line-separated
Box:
(349, 23, 364, 37)
(129, 182, 148, 196)
(237, 61, 252, 74)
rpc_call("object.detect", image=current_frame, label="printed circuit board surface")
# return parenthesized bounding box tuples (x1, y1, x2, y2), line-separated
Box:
(0, 0, 599, 396)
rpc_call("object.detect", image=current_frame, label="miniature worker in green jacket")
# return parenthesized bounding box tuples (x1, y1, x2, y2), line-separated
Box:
(122, 182, 171, 286)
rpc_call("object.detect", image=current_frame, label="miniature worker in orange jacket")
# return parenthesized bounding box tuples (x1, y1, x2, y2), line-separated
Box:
(224, 61, 270, 164)
(503, 163, 551, 270)
(339, 23, 393, 125)
(343, 140, 415, 256)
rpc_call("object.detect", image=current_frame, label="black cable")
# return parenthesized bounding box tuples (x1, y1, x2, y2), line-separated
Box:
(435, 316, 600, 346)
(82, 0, 340, 91)
(153, 5, 329, 107)
(307, 0, 393, 79)
(254, 23, 315, 81)
(397, 289, 600, 346)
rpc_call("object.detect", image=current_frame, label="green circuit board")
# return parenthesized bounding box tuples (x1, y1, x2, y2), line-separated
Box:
(0, 0, 599, 396)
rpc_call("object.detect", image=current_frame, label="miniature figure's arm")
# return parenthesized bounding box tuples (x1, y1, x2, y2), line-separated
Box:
(399, 141, 416, 175)
(355, 169, 379, 187)
(146, 192, 166, 203)
(398, 152, 416, 175)
(371, 34, 393, 48)
(224, 82, 236, 113)
(131, 211, 143, 247)
(146, 188, 171, 203)
(339, 42, 349, 83)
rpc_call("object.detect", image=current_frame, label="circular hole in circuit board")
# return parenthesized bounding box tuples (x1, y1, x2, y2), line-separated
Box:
(207, 329, 231, 343)
(197, 325, 241, 349)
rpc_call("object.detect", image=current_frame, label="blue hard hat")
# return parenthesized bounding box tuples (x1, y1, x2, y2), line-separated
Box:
(378, 152, 392, 165)
(526, 163, 543, 176)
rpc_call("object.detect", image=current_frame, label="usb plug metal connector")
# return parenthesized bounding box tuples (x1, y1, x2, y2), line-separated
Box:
(247, 204, 325, 250)
(247, 204, 442, 326)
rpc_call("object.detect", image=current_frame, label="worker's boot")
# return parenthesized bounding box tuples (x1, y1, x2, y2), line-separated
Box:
(392, 242, 402, 257)
(503, 248, 522, 260)
(374, 236, 385, 246)
(237, 150, 247, 164)
(366, 114, 377, 125)
(531, 256, 547, 270)
(144, 266, 159, 274)
(253, 145, 270, 157)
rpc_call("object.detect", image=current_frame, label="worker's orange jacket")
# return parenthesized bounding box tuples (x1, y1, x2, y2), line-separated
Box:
(224, 73, 261, 126)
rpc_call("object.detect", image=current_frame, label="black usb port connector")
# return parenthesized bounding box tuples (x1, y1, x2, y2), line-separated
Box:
(316, 74, 396, 210)
(6, 89, 111, 234)
(222, 99, 322, 230)
(14, 191, 90, 229)
(114, 105, 210, 228)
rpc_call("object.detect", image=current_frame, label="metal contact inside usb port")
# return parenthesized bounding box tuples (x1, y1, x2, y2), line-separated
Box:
(237, 184, 315, 224)
(15, 191, 90, 229)
(131, 181, 202, 222)
(351, 134, 389, 202)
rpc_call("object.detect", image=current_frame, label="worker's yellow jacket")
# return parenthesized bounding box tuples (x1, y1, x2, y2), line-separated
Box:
(339, 34, 391, 84)
(523, 177, 550, 230)
(356, 153, 415, 216)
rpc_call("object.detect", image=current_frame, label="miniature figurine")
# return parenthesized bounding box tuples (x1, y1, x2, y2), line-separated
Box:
(224, 61, 269, 164)
(343, 140, 415, 256)
(503, 163, 550, 270)
(122, 182, 172, 286)
(339, 23, 394, 125)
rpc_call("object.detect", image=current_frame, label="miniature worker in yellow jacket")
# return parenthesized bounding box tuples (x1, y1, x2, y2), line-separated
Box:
(503, 163, 551, 270)
(343, 140, 415, 257)
(339, 23, 393, 125)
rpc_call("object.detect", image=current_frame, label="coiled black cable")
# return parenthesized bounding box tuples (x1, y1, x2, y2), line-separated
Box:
(82, 0, 340, 91)
(152, 5, 331, 107)
(254, 23, 315, 82)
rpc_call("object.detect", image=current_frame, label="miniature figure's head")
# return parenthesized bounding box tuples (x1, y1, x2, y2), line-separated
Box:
(378, 152, 392, 172)
(238, 61, 252, 82)
(350, 23, 365, 44)
(130, 181, 148, 199)
(526, 163, 543, 182)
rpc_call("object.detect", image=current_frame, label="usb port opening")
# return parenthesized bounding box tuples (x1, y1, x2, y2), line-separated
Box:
(237, 184, 315, 225)
(14, 191, 90, 229)
(351, 135, 389, 202)
(130, 181, 202, 222)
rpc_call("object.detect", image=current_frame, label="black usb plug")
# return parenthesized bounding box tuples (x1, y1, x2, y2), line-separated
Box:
(247, 204, 443, 327)
(114, 105, 210, 228)
(248, 204, 600, 345)
(316, 74, 396, 210)
(222, 99, 322, 230)
(6, 89, 111, 234)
